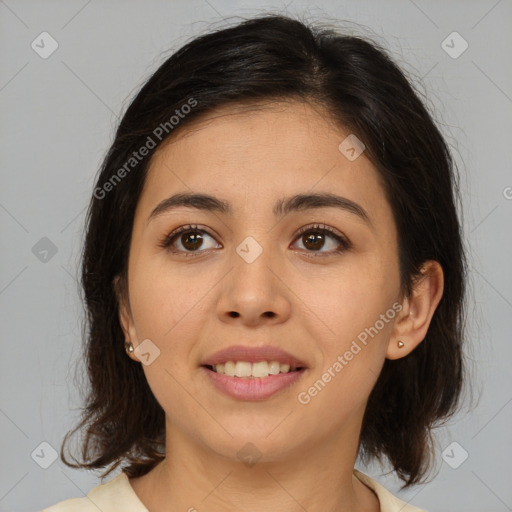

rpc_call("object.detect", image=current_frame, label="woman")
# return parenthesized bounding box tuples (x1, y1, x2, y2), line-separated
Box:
(42, 13, 467, 512)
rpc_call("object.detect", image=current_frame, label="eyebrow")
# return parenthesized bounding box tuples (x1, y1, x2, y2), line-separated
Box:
(147, 192, 372, 227)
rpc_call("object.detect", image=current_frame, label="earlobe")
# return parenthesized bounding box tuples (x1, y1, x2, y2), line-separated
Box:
(386, 260, 444, 360)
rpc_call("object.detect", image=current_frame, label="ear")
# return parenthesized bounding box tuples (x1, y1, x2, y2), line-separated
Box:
(386, 260, 444, 360)
(113, 274, 140, 363)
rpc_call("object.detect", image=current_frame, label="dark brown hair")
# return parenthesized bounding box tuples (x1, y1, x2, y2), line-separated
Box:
(61, 13, 468, 488)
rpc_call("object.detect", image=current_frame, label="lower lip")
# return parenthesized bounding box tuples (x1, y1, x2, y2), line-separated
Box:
(201, 366, 307, 400)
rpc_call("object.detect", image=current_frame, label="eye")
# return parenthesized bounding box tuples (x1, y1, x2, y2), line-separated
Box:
(159, 224, 221, 255)
(291, 224, 351, 256)
(159, 223, 351, 257)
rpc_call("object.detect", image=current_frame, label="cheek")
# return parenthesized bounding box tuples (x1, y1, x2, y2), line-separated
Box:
(297, 256, 398, 343)
(292, 258, 399, 414)
(128, 260, 212, 427)
(294, 272, 395, 423)
(129, 256, 211, 341)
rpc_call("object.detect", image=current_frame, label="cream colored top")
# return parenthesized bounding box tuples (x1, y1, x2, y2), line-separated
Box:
(41, 469, 426, 512)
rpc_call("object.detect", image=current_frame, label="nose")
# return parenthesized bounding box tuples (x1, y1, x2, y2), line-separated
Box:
(216, 242, 292, 327)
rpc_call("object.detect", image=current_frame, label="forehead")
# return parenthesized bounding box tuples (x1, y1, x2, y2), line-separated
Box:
(155, 99, 340, 162)
(137, 99, 387, 220)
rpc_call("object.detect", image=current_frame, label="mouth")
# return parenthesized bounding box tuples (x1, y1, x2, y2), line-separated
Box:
(202, 361, 305, 379)
(200, 362, 307, 401)
(200, 345, 308, 400)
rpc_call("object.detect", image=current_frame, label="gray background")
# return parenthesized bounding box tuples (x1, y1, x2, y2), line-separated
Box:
(1, 0, 511, 511)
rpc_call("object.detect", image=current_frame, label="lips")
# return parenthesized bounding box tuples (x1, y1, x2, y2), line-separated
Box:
(202, 365, 307, 400)
(200, 345, 308, 368)
(200, 345, 308, 400)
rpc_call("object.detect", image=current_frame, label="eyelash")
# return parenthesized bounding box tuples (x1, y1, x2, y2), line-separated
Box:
(158, 223, 352, 257)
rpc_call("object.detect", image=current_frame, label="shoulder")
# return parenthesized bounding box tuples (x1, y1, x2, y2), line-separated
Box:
(40, 472, 148, 512)
(353, 469, 428, 512)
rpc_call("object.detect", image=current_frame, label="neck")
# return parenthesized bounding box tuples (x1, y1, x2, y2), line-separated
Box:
(129, 419, 380, 512)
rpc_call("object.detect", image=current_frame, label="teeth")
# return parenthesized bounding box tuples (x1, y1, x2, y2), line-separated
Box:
(252, 361, 269, 377)
(268, 361, 280, 375)
(224, 361, 236, 376)
(235, 361, 252, 377)
(212, 360, 299, 378)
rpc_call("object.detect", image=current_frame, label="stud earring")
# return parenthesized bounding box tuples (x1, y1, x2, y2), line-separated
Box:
(397, 340, 405, 349)
(125, 341, 134, 353)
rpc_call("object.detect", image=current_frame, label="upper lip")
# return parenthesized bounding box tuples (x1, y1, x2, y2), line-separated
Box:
(201, 345, 308, 368)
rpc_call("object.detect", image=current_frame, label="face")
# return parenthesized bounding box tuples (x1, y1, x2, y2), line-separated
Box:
(118, 100, 403, 463)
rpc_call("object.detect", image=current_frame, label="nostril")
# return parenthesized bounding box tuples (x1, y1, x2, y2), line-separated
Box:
(264, 311, 276, 318)
(229, 311, 240, 318)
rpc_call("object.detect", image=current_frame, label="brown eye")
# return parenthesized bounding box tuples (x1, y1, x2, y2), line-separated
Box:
(292, 224, 351, 255)
(159, 225, 221, 255)
(302, 232, 327, 251)
(180, 232, 204, 251)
